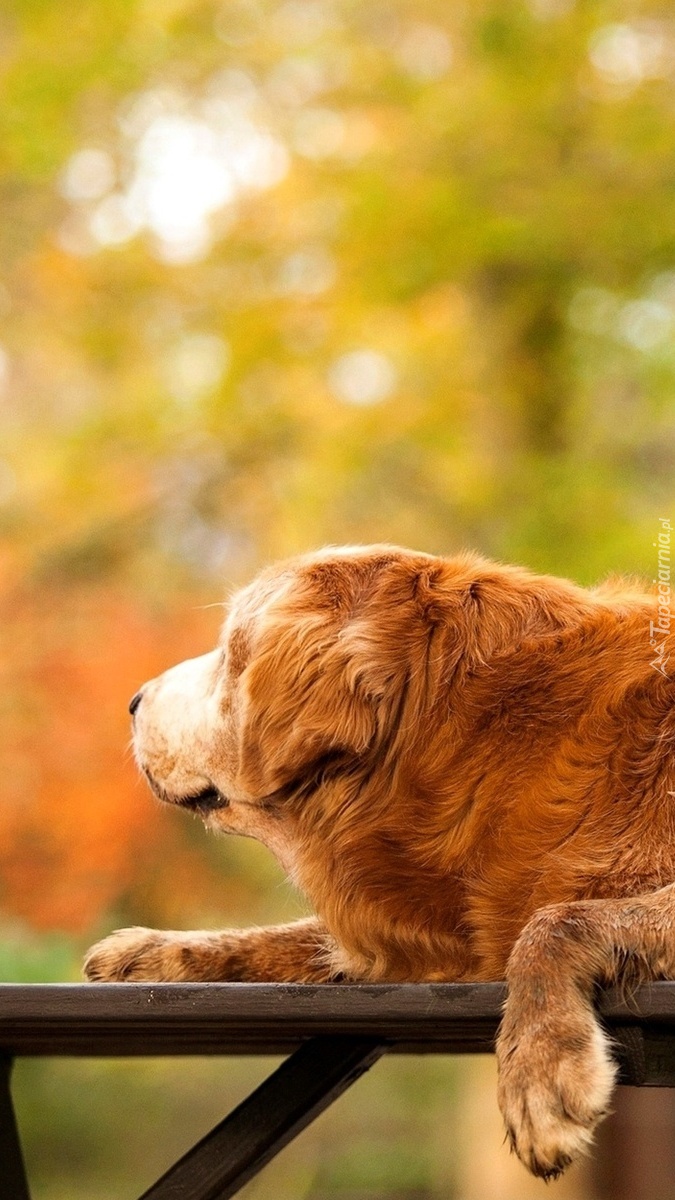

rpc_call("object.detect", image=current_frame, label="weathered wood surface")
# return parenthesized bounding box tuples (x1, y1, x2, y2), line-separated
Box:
(0, 982, 504, 1055)
(1, 982, 675, 1083)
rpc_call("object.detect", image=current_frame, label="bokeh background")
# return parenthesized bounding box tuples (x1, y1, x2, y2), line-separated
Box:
(1, 0, 675, 1196)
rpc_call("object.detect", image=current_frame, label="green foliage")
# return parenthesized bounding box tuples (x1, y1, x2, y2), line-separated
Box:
(0, 926, 77, 982)
(0, 0, 673, 601)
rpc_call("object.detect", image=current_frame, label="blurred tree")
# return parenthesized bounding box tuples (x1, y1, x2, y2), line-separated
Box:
(2, 0, 675, 933)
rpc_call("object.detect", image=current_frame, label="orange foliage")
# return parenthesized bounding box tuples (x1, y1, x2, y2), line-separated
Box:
(0, 581, 225, 933)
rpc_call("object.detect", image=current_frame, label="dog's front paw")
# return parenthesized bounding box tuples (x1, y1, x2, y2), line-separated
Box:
(496, 1007, 617, 1179)
(83, 927, 180, 981)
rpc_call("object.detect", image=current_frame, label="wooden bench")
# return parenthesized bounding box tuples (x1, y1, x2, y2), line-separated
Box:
(2, 981, 675, 1200)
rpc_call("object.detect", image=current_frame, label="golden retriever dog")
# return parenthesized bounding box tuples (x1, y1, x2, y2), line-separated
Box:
(84, 543, 675, 1179)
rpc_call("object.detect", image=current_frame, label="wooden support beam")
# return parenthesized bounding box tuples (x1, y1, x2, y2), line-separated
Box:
(0, 1058, 30, 1200)
(139, 1037, 385, 1200)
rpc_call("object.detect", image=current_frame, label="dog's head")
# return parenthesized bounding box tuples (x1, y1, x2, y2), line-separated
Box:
(130, 545, 452, 838)
(130, 542, 593, 866)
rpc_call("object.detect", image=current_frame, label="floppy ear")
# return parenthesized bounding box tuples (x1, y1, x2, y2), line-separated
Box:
(234, 609, 384, 796)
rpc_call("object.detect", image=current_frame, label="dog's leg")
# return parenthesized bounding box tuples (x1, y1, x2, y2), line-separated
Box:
(496, 883, 675, 1180)
(83, 916, 339, 983)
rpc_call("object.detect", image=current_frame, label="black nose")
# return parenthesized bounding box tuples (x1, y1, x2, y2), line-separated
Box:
(129, 691, 143, 717)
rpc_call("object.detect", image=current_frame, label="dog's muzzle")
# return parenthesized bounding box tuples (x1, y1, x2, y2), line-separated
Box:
(142, 769, 228, 813)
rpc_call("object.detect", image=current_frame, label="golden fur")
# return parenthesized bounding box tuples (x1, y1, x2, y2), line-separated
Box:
(85, 544, 675, 1177)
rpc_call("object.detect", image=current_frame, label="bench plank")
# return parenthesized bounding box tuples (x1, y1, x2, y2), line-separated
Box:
(0, 982, 505, 1055)
(1, 982, 675, 1065)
